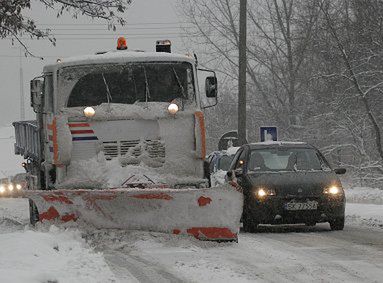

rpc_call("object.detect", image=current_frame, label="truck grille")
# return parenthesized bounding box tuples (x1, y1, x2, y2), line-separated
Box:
(103, 140, 165, 164)
(145, 140, 166, 159)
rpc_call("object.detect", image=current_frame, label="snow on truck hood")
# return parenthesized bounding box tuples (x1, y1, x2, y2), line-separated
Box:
(44, 51, 195, 72)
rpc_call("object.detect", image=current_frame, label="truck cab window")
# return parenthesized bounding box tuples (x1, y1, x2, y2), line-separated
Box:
(65, 62, 195, 107)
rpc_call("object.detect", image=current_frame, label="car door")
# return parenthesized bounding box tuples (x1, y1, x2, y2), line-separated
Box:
(234, 147, 250, 189)
(227, 146, 249, 189)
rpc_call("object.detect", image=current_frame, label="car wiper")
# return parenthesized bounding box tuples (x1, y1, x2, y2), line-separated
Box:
(101, 73, 113, 105)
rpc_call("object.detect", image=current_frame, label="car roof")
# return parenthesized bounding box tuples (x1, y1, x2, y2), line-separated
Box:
(246, 141, 315, 150)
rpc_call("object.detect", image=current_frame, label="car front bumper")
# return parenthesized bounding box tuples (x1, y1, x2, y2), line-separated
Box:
(244, 195, 345, 224)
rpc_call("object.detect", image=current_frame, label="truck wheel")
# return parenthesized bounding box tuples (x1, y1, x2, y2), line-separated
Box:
(330, 217, 344, 231)
(29, 199, 39, 226)
(243, 213, 259, 233)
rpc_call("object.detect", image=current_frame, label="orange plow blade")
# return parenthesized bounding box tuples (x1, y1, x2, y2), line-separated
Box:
(24, 186, 243, 241)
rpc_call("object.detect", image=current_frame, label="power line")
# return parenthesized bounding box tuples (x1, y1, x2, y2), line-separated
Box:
(46, 26, 191, 31)
(48, 32, 184, 36)
(3, 35, 200, 40)
(36, 22, 190, 26)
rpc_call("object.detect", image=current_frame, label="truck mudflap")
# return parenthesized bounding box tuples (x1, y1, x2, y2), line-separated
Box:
(24, 185, 243, 241)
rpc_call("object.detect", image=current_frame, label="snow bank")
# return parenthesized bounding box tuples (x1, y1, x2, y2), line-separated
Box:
(346, 203, 383, 229)
(0, 226, 117, 283)
(0, 199, 117, 283)
(345, 186, 383, 205)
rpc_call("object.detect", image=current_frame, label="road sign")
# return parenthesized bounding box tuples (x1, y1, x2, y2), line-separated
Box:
(260, 127, 277, 142)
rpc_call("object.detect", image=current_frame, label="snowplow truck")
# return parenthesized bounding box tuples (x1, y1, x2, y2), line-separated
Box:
(13, 39, 243, 241)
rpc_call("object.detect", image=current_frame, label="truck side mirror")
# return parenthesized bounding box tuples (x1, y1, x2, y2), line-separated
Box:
(205, 76, 218, 98)
(30, 78, 44, 113)
(334, 168, 346, 175)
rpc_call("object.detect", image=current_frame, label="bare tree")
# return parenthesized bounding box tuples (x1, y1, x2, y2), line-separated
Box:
(179, 0, 322, 141)
(317, 0, 383, 174)
(0, 0, 131, 58)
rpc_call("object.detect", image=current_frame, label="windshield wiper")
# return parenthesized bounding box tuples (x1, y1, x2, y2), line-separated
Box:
(143, 66, 151, 105)
(172, 67, 186, 99)
(101, 73, 113, 105)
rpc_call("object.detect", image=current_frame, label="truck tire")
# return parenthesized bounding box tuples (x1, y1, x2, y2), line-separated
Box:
(242, 212, 259, 233)
(330, 217, 344, 231)
(29, 199, 39, 226)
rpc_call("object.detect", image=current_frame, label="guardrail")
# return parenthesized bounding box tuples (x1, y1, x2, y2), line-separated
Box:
(13, 120, 40, 161)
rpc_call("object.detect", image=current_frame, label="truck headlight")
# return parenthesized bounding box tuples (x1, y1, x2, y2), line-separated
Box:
(16, 184, 22, 190)
(84, 107, 96, 118)
(323, 185, 343, 195)
(254, 187, 276, 198)
(0, 185, 5, 194)
(8, 184, 14, 192)
(168, 103, 179, 115)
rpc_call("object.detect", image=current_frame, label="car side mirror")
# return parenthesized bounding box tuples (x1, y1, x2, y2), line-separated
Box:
(334, 168, 346, 175)
(30, 78, 44, 113)
(234, 168, 243, 178)
(205, 76, 218, 98)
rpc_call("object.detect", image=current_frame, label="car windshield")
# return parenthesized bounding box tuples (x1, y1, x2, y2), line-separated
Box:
(62, 62, 195, 107)
(218, 155, 234, 171)
(248, 148, 330, 172)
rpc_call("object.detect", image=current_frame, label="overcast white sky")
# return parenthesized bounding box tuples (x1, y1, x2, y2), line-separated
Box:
(0, 0, 188, 126)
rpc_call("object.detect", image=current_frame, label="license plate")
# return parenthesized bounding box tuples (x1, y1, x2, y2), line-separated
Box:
(285, 201, 318, 211)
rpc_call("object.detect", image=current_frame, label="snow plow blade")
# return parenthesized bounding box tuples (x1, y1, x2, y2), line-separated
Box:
(24, 186, 243, 241)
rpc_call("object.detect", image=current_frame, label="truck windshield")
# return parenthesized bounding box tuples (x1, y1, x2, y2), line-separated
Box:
(248, 148, 331, 172)
(63, 62, 195, 107)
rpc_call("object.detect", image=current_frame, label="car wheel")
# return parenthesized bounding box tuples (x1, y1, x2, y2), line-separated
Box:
(330, 217, 345, 231)
(29, 199, 39, 226)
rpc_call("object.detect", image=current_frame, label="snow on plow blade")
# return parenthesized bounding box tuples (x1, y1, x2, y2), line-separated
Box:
(24, 186, 243, 241)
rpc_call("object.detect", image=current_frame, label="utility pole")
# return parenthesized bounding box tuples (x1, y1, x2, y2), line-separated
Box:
(238, 0, 247, 145)
(19, 46, 25, 121)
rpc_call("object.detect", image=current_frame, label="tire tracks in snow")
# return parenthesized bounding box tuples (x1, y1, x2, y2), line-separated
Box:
(83, 229, 186, 283)
(103, 250, 185, 283)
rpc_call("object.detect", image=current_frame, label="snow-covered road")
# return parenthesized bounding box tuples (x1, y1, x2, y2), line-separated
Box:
(87, 220, 383, 283)
(1, 198, 383, 283)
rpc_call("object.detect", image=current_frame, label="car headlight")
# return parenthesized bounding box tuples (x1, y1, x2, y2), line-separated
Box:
(254, 187, 276, 198)
(0, 185, 5, 194)
(8, 184, 14, 192)
(16, 184, 22, 190)
(167, 103, 179, 115)
(323, 185, 343, 195)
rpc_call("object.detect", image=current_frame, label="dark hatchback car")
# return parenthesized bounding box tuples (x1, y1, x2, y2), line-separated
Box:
(226, 142, 346, 232)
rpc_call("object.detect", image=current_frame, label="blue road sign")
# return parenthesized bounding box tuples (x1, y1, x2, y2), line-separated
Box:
(260, 127, 278, 142)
